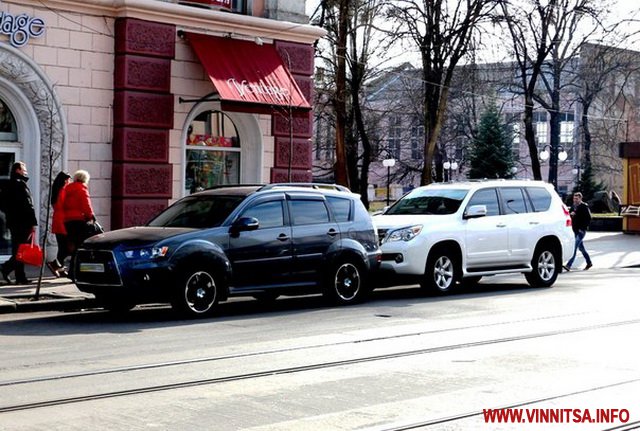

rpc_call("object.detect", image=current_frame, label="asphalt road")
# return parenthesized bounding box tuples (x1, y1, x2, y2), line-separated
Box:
(0, 263, 638, 430)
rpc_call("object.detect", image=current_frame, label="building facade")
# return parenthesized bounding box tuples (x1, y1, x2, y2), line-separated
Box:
(0, 0, 323, 260)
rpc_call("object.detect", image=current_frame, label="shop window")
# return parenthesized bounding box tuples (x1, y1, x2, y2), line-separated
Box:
(185, 110, 240, 194)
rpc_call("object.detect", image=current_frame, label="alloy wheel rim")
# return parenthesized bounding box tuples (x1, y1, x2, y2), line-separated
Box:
(185, 271, 216, 313)
(537, 251, 555, 281)
(434, 256, 454, 290)
(335, 263, 360, 301)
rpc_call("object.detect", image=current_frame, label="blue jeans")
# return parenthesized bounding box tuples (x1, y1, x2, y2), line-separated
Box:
(567, 229, 592, 268)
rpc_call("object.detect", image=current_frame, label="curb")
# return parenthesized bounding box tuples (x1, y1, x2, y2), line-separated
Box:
(0, 295, 95, 314)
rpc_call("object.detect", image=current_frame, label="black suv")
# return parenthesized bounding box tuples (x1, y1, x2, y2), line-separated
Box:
(74, 184, 381, 317)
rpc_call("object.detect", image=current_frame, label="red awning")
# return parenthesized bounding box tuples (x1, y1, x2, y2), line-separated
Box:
(185, 32, 310, 112)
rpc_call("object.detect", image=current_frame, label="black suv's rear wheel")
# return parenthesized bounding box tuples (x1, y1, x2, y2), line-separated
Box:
(421, 248, 461, 294)
(324, 259, 366, 305)
(172, 267, 219, 317)
(525, 244, 559, 287)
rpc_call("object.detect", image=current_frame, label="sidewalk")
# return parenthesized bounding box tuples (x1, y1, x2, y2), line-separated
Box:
(1, 231, 639, 314)
(0, 266, 95, 314)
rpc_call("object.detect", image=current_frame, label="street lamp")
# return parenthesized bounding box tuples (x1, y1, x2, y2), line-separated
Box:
(539, 144, 568, 189)
(443, 160, 458, 182)
(382, 158, 396, 206)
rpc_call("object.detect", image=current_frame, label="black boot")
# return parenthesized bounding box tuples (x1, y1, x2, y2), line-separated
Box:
(1, 264, 12, 284)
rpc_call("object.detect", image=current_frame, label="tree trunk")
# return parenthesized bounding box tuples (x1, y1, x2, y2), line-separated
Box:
(333, 0, 350, 187)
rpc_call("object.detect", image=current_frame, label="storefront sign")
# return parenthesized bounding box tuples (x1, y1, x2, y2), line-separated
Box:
(0, 12, 45, 48)
(227, 78, 291, 104)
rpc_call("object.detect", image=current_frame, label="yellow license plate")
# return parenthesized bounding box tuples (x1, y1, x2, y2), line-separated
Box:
(79, 263, 105, 273)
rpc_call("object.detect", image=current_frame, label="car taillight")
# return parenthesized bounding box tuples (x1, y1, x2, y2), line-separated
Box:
(562, 205, 572, 227)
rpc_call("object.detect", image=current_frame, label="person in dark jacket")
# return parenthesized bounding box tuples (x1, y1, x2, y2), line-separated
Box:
(563, 192, 593, 271)
(1, 161, 38, 284)
(47, 171, 71, 278)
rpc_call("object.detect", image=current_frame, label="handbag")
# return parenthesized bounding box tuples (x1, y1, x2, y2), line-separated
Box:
(16, 234, 43, 267)
(85, 220, 105, 238)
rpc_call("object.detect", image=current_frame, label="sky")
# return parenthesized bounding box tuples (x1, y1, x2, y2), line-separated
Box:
(303, 0, 640, 64)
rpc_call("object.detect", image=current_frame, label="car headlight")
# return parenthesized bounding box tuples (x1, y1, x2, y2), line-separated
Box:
(123, 246, 169, 259)
(383, 225, 423, 243)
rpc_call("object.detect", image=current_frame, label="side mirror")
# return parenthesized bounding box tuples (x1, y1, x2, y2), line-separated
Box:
(230, 217, 259, 236)
(463, 205, 487, 219)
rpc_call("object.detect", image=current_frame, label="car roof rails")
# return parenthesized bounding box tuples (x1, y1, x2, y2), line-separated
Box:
(204, 184, 265, 190)
(259, 183, 351, 192)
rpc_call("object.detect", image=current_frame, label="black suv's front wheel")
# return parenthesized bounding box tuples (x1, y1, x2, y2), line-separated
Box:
(172, 267, 219, 317)
(323, 258, 366, 305)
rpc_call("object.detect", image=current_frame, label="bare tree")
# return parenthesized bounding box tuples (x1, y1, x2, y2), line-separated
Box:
(498, 0, 559, 181)
(311, 0, 393, 205)
(385, 0, 498, 185)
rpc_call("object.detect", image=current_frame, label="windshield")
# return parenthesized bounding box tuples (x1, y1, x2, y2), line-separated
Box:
(386, 188, 468, 215)
(147, 195, 245, 228)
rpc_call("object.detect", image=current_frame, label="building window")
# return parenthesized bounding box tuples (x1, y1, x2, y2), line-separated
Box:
(388, 115, 402, 159)
(410, 123, 423, 160)
(0, 100, 17, 142)
(534, 111, 548, 145)
(560, 112, 575, 161)
(185, 110, 240, 194)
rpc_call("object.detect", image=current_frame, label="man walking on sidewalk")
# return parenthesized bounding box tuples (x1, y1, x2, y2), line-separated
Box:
(1, 161, 38, 284)
(564, 192, 593, 271)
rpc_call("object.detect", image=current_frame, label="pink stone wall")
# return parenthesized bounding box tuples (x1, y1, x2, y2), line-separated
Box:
(270, 41, 314, 183)
(112, 18, 175, 229)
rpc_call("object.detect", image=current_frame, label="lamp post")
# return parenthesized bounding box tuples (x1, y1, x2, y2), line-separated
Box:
(539, 144, 568, 189)
(382, 158, 396, 206)
(442, 160, 458, 182)
(572, 164, 581, 190)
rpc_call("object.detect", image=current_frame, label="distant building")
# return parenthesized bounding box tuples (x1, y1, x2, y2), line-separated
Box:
(313, 43, 640, 201)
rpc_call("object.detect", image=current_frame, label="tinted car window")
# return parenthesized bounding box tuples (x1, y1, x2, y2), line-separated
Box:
(148, 195, 244, 228)
(501, 187, 528, 214)
(526, 187, 552, 212)
(386, 188, 468, 215)
(467, 188, 500, 216)
(241, 200, 284, 229)
(290, 200, 330, 225)
(327, 196, 352, 222)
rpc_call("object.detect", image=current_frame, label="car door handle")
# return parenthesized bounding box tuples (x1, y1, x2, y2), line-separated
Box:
(496, 223, 507, 228)
(529, 221, 540, 225)
(277, 233, 289, 241)
(327, 229, 338, 237)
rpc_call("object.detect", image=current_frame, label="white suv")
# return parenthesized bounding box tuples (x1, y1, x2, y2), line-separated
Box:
(373, 180, 574, 293)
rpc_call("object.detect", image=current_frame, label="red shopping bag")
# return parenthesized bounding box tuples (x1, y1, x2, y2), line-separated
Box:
(16, 234, 43, 267)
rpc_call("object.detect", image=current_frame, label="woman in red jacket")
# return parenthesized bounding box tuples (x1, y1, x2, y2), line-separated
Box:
(47, 171, 71, 277)
(63, 170, 98, 277)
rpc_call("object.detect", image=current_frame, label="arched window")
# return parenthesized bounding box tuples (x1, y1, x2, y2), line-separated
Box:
(185, 110, 240, 194)
(0, 98, 19, 257)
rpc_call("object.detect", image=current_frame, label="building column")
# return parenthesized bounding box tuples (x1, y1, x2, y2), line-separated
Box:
(112, 18, 175, 229)
(270, 41, 314, 183)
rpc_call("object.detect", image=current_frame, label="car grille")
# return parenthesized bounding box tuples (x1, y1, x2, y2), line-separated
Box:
(75, 249, 123, 286)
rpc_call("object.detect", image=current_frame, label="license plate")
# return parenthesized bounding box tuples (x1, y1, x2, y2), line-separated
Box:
(79, 263, 105, 273)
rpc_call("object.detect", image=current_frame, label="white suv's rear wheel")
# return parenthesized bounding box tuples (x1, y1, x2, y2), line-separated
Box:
(422, 249, 461, 294)
(525, 245, 559, 287)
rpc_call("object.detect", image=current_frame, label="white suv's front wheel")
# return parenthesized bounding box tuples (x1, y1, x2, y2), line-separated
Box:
(421, 248, 461, 294)
(525, 244, 560, 288)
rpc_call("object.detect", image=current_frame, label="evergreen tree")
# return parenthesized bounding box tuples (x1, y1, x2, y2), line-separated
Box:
(468, 104, 514, 179)
(573, 164, 606, 203)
